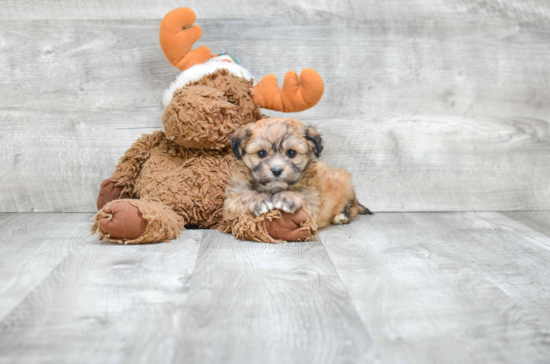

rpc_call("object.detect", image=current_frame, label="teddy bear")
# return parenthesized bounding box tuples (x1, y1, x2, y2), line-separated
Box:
(91, 7, 324, 244)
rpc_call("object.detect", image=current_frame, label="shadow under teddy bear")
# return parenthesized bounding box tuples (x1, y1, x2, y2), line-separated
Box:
(91, 7, 324, 244)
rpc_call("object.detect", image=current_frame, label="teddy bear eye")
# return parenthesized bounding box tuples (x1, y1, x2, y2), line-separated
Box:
(286, 150, 297, 159)
(257, 150, 267, 158)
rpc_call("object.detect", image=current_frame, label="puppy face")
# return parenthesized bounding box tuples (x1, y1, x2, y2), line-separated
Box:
(232, 118, 322, 191)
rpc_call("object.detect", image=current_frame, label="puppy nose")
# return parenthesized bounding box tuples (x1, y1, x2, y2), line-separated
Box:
(271, 167, 284, 177)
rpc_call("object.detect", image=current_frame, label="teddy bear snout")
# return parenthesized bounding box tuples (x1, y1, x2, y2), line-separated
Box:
(162, 90, 245, 150)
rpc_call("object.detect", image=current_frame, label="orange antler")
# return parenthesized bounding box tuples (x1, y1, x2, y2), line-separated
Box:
(252, 69, 324, 112)
(159, 8, 211, 71)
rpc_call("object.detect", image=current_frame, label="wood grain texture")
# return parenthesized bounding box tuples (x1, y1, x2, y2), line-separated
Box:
(0, 223, 203, 363)
(0, 218, 379, 364)
(410, 212, 550, 329)
(0, 213, 14, 223)
(502, 211, 550, 237)
(0, 109, 161, 212)
(0, 213, 91, 322)
(3, 18, 550, 117)
(3, 0, 550, 21)
(2, 212, 550, 362)
(472, 212, 550, 325)
(172, 230, 380, 364)
(1, 16, 550, 212)
(320, 212, 550, 364)
(314, 116, 550, 211)
(3, 110, 548, 212)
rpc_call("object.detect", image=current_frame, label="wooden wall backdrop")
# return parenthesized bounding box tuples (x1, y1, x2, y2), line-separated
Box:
(1, 0, 549, 212)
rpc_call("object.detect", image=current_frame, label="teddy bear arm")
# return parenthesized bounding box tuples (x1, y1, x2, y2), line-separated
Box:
(110, 131, 165, 196)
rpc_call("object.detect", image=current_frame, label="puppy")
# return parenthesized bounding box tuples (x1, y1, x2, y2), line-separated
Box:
(223, 117, 371, 233)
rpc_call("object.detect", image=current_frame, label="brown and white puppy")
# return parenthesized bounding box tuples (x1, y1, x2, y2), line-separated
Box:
(223, 117, 371, 231)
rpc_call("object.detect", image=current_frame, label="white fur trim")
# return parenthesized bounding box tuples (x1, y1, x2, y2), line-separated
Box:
(162, 60, 252, 106)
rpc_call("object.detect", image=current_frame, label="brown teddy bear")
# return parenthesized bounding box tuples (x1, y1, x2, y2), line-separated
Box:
(91, 8, 324, 244)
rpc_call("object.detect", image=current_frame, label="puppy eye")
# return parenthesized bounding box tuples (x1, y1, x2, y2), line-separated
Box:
(257, 150, 267, 158)
(286, 150, 297, 159)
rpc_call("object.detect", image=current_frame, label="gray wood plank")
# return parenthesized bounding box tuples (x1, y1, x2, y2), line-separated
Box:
(0, 224, 203, 364)
(405, 212, 550, 330)
(2, 18, 550, 118)
(320, 212, 550, 364)
(502, 211, 550, 238)
(0, 20, 170, 111)
(2, 211, 550, 363)
(0, 213, 14, 224)
(469, 212, 550, 323)
(0, 213, 92, 322)
(4, 0, 550, 21)
(172, 230, 380, 364)
(0, 226, 379, 364)
(0, 109, 161, 212)
(313, 116, 550, 212)
(477, 211, 550, 249)
(2, 110, 549, 212)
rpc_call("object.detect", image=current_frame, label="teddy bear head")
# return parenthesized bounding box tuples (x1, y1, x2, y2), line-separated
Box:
(162, 69, 262, 150)
(158, 8, 325, 151)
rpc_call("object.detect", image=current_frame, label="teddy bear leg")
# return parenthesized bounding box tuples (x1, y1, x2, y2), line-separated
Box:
(91, 199, 185, 244)
(265, 209, 315, 242)
(221, 209, 316, 243)
(97, 178, 130, 211)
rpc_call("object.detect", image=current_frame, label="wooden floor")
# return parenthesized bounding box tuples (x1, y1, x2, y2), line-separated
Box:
(0, 212, 549, 363)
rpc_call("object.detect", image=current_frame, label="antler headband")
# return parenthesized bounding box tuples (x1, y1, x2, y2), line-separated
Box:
(159, 8, 324, 112)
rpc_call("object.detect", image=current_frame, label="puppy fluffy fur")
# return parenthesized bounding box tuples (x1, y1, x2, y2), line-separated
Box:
(223, 118, 370, 232)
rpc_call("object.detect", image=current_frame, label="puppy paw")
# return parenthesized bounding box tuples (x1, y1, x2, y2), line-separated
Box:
(333, 213, 350, 225)
(248, 194, 274, 216)
(272, 191, 303, 213)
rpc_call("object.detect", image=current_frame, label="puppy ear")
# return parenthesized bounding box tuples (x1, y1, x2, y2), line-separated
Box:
(303, 126, 323, 157)
(231, 124, 252, 159)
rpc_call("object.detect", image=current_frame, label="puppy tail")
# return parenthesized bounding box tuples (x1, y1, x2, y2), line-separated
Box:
(356, 203, 373, 215)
